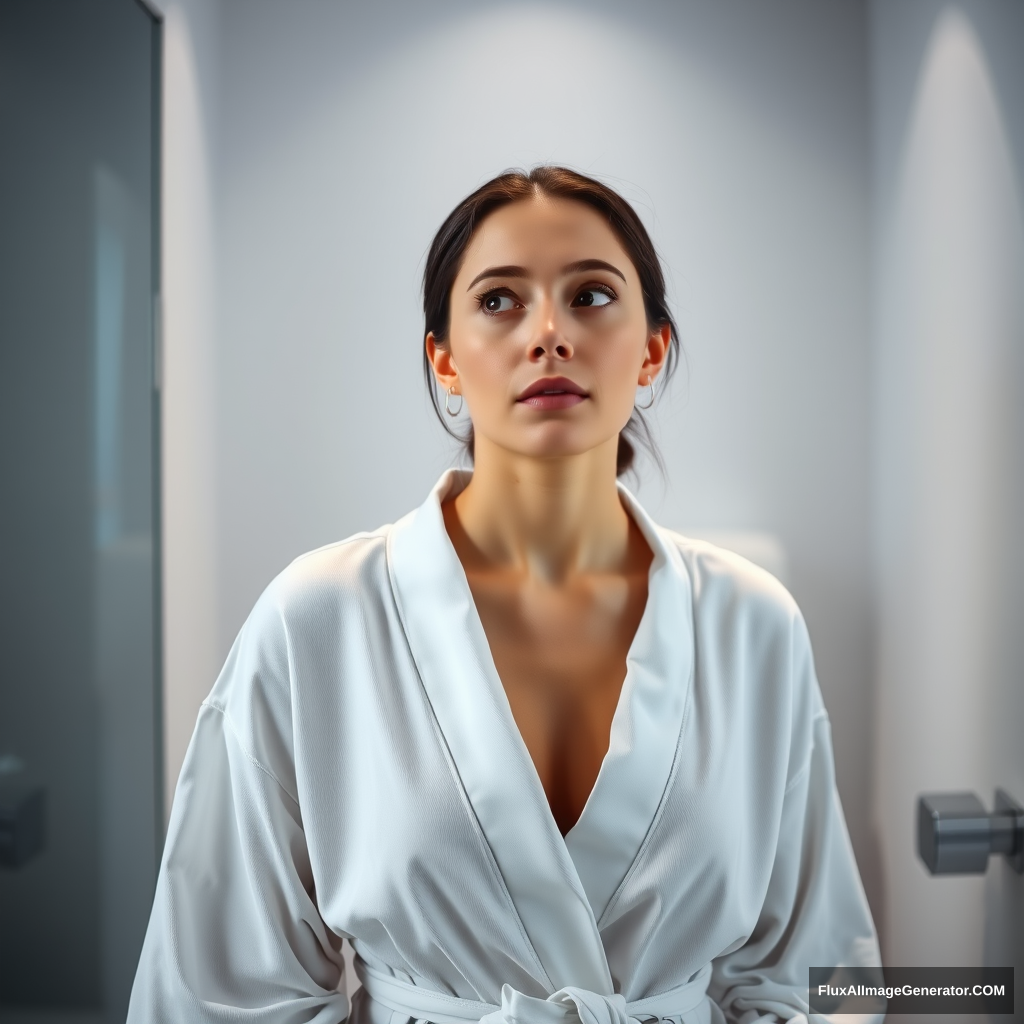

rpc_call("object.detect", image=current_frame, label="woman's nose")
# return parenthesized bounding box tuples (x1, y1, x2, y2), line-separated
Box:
(528, 304, 574, 361)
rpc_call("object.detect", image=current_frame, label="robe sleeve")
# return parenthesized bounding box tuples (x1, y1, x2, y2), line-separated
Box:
(127, 591, 349, 1022)
(707, 615, 882, 1024)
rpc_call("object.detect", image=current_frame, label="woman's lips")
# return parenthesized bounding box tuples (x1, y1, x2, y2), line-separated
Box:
(518, 392, 587, 410)
(516, 376, 588, 410)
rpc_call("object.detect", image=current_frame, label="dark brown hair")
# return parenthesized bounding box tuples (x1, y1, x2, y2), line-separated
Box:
(422, 166, 680, 477)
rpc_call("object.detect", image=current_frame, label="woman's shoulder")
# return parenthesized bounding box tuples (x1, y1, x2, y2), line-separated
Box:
(658, 527, 799, 623)
(209, 524, 398, 689)
(658, 527, 825, 735)
(269, 524, 394, 606)
(200, 524, 399, 785)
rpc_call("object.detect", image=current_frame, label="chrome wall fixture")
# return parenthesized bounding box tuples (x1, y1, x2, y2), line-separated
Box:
(917, 789, 1024, 875)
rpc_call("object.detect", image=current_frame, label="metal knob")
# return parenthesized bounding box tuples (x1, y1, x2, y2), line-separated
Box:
(917, 788, 1024, 875)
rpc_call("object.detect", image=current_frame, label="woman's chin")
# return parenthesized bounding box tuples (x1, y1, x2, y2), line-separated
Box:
(481, 430, 621, 466)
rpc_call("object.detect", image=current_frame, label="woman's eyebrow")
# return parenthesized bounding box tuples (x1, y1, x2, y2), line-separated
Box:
(466, 259, 626, 292)
(561, 259, 626, 283)
(466, 265, 528, 291)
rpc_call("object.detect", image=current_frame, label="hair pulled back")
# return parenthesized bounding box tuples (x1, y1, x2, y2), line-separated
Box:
(422, 166, 679, 477)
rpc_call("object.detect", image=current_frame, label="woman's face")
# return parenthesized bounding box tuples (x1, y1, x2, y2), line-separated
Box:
(427, 195, 669, 465)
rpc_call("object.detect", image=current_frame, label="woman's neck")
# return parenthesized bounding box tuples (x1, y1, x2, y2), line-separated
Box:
(446, 435, 638, 583)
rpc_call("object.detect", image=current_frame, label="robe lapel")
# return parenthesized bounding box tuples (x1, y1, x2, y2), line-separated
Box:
(563, 485, 694, 926)
(386, 471, 693, 990)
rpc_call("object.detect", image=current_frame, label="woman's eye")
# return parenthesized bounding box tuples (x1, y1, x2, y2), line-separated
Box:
(482, 292, 518, 314)
(573, 287, 614, 308)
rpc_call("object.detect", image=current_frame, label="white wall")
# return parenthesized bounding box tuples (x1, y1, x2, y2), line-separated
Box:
(152, 0, 223, 818)
(869, 0, 1024, 980)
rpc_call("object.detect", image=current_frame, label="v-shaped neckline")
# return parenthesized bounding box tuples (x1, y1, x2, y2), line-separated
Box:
(443, 495, 655, 846)
(386, 470, 694, 990)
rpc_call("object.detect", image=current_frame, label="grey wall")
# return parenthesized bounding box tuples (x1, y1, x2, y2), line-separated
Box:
(869, 0, 1024, 979)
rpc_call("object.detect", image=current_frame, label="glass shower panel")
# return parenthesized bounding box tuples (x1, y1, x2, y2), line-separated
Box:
(0, 1, 161, 1020)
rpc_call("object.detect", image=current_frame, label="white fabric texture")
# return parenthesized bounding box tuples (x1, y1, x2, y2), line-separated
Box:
(128, 470, 881, 1024)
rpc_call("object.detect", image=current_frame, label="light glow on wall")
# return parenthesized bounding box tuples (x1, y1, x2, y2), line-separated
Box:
(872, 4, 1024, 966)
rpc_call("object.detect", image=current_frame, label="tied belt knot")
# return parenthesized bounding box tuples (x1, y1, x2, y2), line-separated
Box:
(356, 958, 712, 1024)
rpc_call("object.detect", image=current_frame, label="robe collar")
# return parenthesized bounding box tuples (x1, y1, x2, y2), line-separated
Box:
(386, 470, 694, 993)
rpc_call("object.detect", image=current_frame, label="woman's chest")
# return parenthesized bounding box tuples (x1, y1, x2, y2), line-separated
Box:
(466, 572, 648, 835)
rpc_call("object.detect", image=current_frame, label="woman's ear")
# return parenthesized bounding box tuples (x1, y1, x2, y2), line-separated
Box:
(426, 332, 460, 393)
(638, 323, 671, 385)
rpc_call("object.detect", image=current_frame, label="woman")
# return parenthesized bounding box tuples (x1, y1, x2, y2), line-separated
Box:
(129, 167, 880, 1023)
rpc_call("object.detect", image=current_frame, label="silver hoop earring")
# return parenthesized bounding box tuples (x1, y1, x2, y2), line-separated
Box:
(636, 375, 656, 411)
(445, 385, 463, 417)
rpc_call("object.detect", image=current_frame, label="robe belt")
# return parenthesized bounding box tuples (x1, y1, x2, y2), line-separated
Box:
(356, 958, 713, 1024)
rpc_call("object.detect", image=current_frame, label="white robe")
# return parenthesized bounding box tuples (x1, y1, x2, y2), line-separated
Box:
(129, 470, 880, 1024)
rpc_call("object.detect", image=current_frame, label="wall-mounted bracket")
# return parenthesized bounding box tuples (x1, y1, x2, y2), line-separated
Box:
(917, 789, 1024, 875)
